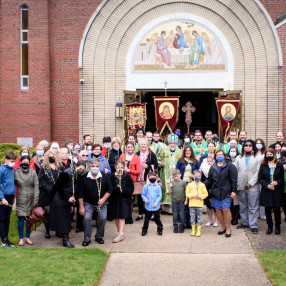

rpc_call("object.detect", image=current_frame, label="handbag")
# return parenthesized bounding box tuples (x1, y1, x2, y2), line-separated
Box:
(27, 207, 45, 231)
(133, 181, 145, 195)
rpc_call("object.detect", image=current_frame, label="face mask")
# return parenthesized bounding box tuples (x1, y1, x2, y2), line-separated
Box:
(73, 157, 78, 164)
(265, 156, 274, 161)
(76, 149, 81, 152)
(216, 156, 224, 162)
(20, 163, 29, 170)
(22, 153, 29, 157)
(244, 147, 252, 153)
(88, 150, 92, 155)
(93, 154, 100, 158)
(68, 155, 72, 160)
(153, 139, 159, 143)
(68, 146, 73, 151)
(116, 168, 124, 175)
(90, 167, 100, 175)
(49, 157, 55, 163)
(175, 132, 180, 136)
(281, 151, 286, 158)
(194, 176, 201, 182)
(256, 144, 262, 150)
(149, 178, 156, 183)
(8, 162, 15, 168)
(76, 169, 85, 176)
(184, 138, 190, 143)
(229, 152, 237, 158)
(104, 144, 111, 149)
(37, 150, 44, 156)
(113, 147, 119, 151)
(127, 150, 134, 155)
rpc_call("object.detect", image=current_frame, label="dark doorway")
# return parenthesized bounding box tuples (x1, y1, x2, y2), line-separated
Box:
(141, 90, 218, 135)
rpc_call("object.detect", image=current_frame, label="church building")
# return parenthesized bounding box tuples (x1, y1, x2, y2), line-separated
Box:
(0, 0, 285, 146)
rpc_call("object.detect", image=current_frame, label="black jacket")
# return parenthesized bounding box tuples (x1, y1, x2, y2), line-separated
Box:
(136, 151, 158, 181)
(258, 162, 284, 207)
(109, 173, 134, 204)
(108, 149, 122, 174)
(204, 161, 237, 199)
(269, 141, 286, 149)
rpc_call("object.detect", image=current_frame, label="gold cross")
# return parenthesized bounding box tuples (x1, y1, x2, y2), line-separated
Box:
(164, 81, 168, 97)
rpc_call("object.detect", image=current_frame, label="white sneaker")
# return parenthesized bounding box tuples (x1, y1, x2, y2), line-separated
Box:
(205, 221, 213, 227)
(213, 222, 219, 227)
(112, 234, 124, 243)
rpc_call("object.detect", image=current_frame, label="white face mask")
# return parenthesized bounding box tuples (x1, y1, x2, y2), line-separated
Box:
(8, 162, 15, 168)
(90, 167, 100, 175)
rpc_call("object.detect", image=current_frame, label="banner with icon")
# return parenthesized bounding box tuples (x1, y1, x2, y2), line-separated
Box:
(154, 96, 179, 135)
(126, 103, 147, 135)
(216, 98, 240, 141)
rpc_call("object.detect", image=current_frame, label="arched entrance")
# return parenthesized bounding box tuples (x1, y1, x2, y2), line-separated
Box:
(79, 0, 282, 143)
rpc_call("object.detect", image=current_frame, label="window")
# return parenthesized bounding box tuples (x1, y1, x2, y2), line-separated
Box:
(21, 5, 29, 90)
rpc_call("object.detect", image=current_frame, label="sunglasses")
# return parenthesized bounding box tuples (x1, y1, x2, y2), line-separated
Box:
(244, 144, 252, 147)
(82, 155, 89, 157)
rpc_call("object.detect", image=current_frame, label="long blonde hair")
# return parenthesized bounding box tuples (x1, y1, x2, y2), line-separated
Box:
(43, 150, 62, 169)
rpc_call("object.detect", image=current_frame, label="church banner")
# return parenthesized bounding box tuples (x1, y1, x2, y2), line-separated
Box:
(154, 96, 179, 135)
(216, 98, 240, 141)
(126, 103, 147, 135)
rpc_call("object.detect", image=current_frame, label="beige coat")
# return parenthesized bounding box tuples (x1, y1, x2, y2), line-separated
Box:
(234, 155, 260, 192)
(15, 168, 39, 216)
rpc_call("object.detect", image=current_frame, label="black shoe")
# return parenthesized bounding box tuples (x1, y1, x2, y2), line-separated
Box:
(76, 228, 83, 233)
(135, 216, 143, 221)
(157, 229, 163, 235)
(95, 237, 104, 244)
(45, 232, 51, 239)
(141, 230, 147, 236)
(179, 225, 184, 233)
(5, 239, 15, 248)
(252, 228, 258, 234)
(275, 228, 281, 235)
(266, 228, 273, 235)
(236, 224, 248, 229)
(218, 229, 226, 235)
(185, 224, 191, 229)
(225, 233, 231, 238)
(174, 225, 178, 233)
(82, 241, 91, 247)
(63, 235, 75, 248)
(231, 220, 238, 226)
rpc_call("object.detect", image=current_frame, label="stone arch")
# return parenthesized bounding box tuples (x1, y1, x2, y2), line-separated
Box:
(79, 0, 283, 143)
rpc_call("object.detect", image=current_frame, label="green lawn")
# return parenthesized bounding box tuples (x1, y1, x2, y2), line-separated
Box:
(257, 250, 286, 286)
(0, 248, 109, 286)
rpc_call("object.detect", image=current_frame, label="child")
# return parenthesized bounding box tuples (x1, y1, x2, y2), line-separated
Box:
(0, 152, 17, 247)
(141, 172, 163, 236)
(169, 169, 186, 233)
(185, 169, 208, 237)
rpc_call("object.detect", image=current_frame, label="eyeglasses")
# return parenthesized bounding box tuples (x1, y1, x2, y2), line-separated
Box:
(94, 149, 101, 151)
(82, 155, 88, 157)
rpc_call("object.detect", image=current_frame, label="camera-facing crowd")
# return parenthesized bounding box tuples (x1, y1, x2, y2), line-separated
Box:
(0, 129, 285, 248)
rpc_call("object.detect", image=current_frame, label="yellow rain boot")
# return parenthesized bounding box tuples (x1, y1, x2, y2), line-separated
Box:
(196, 225, 201, 237)
(190, 225, 196, 236)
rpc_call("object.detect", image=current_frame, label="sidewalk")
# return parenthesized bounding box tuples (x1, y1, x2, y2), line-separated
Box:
(30, 212, 271, 285)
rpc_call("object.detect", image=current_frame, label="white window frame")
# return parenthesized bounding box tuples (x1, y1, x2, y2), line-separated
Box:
(21, 7, 29, 90)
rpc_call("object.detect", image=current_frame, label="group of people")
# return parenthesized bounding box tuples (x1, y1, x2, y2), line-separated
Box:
(0, 129, 285, 248)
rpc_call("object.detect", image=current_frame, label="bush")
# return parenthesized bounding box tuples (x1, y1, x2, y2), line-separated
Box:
(0, 143, 35, 164)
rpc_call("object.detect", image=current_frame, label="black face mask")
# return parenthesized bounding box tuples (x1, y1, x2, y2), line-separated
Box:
(149, 178, 156, 183)
(49, 157, 55, 163)
(92, 153, 100, 158)
(281, 151, 286, 158)
(265, 156, 274, 161)
(20, 163, 29, 170)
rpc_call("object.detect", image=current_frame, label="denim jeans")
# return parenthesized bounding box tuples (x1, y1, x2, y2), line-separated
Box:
(18, 216, 31, 239)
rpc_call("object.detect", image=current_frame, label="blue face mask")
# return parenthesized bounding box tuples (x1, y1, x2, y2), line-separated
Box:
(194, 176, 201, 182)
(216, 156, 224, 162)
(22, 152, 29, 157)
(36, 150, 44, 156)
(229, 152, 237, 158)
(256, 144, 262, 150)
(104, 144, 111, 149)
(88, 150, 92, 155)
(175, 132, 180, 136)
(113, 147, 119, 151)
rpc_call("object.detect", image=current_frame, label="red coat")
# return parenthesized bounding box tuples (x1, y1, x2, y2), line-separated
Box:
(14, 157, 36, 171)
(101, 147, 110, 158)
(119, 153, 141, 182)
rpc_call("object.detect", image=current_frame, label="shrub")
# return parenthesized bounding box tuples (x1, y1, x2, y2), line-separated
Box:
(0, 143, 35, 164)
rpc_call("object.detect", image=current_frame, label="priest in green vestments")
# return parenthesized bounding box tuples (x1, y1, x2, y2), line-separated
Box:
(190, 130, 208, 157)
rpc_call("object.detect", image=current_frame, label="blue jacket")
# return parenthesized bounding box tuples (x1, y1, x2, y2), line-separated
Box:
(141, 183, 162, 211)
(88, 154, 111, 175)
(0, 164, 16, 199)
(176, 159, 199, 179)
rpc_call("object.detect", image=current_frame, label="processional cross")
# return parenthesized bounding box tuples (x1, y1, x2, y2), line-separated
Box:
(164, 81, 168, 97)
(182, 101, 196, 134)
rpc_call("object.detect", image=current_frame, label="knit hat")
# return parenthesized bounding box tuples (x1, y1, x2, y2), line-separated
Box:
(168, 134, 179, 144)
(102, 137, 111, 143)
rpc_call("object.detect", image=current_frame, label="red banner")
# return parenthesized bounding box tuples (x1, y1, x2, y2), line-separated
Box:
(126, 103, 147, 135)
(216, 98, 240, 141)
(154, 96, 179, 134)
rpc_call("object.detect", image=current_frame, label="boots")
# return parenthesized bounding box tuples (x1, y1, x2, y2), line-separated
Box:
(275, 225, 281, 235)
(45, 227, 50, 239)
(179, 224, 184, 233)
(191, 225, 196, 236)
(173, 224, 178, 233)
(196, 225, 202, 237)
(63, 234, 75, 248)
(231, 206, 239, 225)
